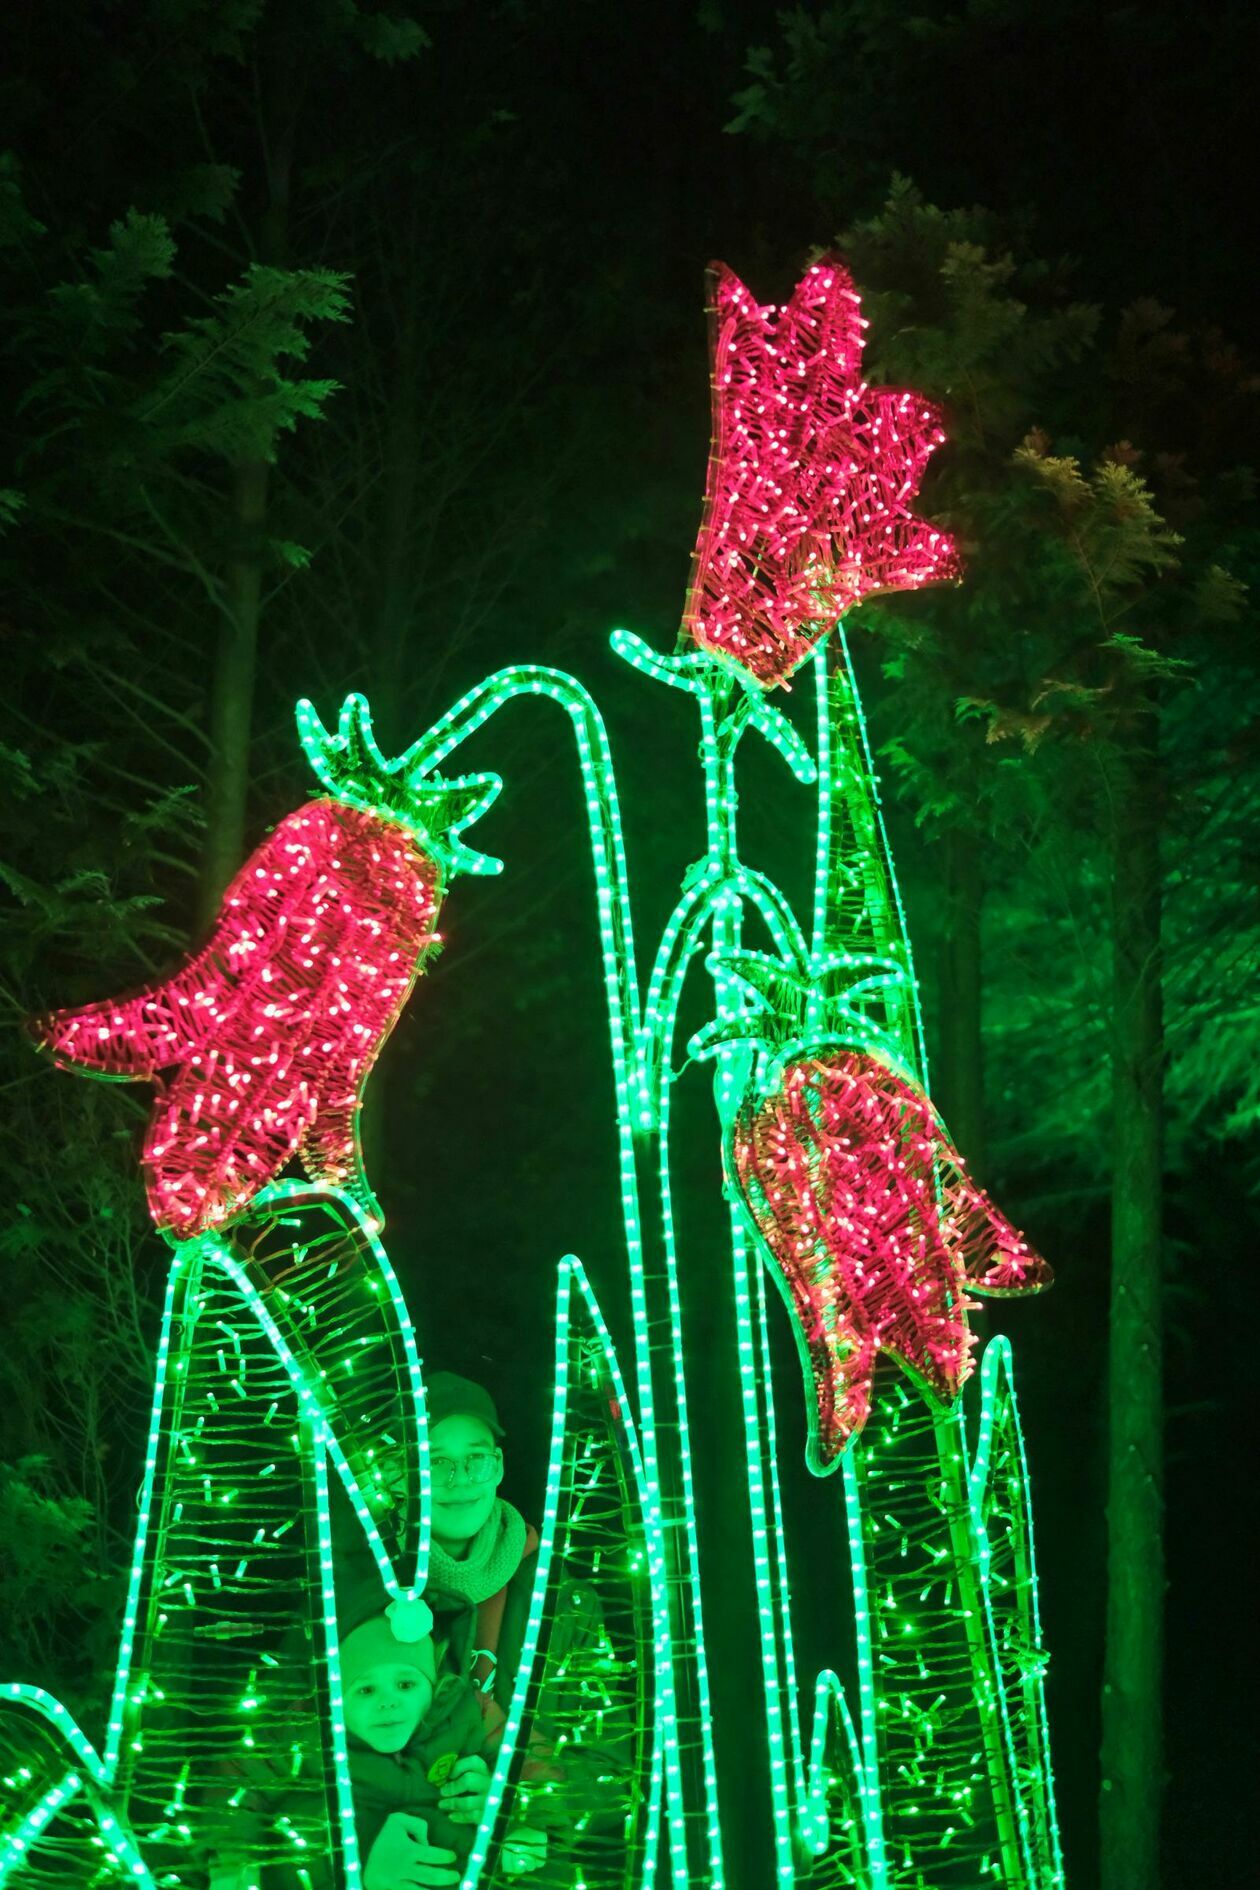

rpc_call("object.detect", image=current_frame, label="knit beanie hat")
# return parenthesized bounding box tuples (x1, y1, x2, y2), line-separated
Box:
(340, 1607, 436, 1694)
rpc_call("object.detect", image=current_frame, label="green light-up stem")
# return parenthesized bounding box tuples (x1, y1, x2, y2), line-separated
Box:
(613, 632, 828, 1889)
(618, 635, 826, 1890)
(619, 625, 898, 1888)
(397, 662, 706, 1888)
(635, 842, 811, 1890)
(702, 679, 798, 1890)
(810, 639, 1034, 1888)
(634, 827, 819, 1890)
(686, 648, 904, 1886)
(0, 1688, 155, 1887)
(399, 667, 641, 1078)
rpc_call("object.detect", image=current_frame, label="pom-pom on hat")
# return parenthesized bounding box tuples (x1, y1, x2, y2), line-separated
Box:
(340, 1608, 436, 1694)
(424, 1371, 504, 1437)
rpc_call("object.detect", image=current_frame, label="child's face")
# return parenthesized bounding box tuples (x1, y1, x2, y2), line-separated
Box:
(344, 1659, 434, 1754)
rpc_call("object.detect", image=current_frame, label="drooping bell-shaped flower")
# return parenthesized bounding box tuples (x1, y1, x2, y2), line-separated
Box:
(33, 696, 499, 1240)
(694, 950, 1049, 1469)
(732, 1045, 1051, 1468)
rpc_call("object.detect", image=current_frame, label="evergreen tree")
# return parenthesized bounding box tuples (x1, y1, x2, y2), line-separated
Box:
(836, 178, 1098, 1173)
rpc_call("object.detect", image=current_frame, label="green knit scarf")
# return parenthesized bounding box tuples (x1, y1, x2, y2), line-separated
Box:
(427, 1498, 527, 1605)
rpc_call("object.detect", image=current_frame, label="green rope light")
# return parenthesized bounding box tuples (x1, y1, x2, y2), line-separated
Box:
(6, 256, 1065, 1890)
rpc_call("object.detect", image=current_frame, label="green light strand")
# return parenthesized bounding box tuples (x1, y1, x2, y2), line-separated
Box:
(458, 1256, 655, 1887)
(969, 1340, 1065, 1889)
(400, 660, 716, 1888)
(0, 1688, 155, 1887)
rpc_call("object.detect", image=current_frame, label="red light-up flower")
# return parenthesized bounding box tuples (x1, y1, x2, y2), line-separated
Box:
(681, 257, 959, 687)
(33, 697, 499, 1240)
(730, 1046, 1050, 1469)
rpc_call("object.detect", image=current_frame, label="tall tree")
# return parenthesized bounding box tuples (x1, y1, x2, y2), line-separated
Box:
(988, 416, 1248, 1890)
(835, 179, 1097, 1171)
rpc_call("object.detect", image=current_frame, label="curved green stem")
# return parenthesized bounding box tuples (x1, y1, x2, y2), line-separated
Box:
(412, 661, 719, 1888)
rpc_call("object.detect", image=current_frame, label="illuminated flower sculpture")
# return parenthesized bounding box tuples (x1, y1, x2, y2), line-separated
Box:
(34, 696, 499, 1239)
(4, 258, 1066, 1890)
(698, 953, 1051, 1470)
(682, 256, 959, 686)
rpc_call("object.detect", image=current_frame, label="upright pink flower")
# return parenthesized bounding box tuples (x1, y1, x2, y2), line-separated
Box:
(682, 257, 959, 686)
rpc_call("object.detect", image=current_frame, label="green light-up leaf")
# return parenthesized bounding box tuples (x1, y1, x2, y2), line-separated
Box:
(799, 1672, 873, 1872)
(207, 1182, 429, 1595)
(609, 628, 724, 696)
(740, 695, 817, 783)
(688, 947, 913, 1075)
(969, 1339, 1065, 1886)
(464, 1258, 657, 1890)
(296, 692, 503, 876)
(0, 1689, 154, 1887)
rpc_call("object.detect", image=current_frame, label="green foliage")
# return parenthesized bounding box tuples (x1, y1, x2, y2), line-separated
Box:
(41, 210, 177, 355)
(840, 180, 1100, 837)
(147, 263, 351, 465)
(351, 7, 432, 62)
(827, 181, 1258, 1205)
(0, 735, 197, 1712)
(0, 1458, 103, 1681)
(0, 153, 46, 249)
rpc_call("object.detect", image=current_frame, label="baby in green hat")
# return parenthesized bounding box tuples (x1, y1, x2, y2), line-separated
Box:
(341, 1600, 545, 1887)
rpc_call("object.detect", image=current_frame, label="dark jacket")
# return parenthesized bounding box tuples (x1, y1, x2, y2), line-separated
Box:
(426, 1534, 540, 1720)
(347, 1673, 493, 1864)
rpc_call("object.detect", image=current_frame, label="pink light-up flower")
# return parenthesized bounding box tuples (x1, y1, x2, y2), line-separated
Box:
(34, 801, 439, 1240)
(33, 695, 500, 1240)
(731, 1047, 1050, 1468)
(682, 257, 960, 687)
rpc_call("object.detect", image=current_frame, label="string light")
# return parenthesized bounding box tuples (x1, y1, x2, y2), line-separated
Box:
(729, 1045, 1052, 1467)
(5, 258, 1067, 1890)
(34, 797, 444, 1238)
(681, 258, 959, 686)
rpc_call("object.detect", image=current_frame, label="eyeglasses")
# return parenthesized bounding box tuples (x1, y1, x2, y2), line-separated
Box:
(430, 1450, 500, 1488)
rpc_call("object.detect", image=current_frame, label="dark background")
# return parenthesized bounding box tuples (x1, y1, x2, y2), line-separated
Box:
(1, 4, 1257, 1886)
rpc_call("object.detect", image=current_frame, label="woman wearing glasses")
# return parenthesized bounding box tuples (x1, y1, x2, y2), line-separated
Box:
(421, 1371, 536, 1727)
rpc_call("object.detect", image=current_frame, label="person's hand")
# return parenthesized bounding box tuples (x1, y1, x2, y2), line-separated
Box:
(363, 1812, 460, 1889)
(438, 1753, 491, 1826)
(501, 1825, 547, 1876)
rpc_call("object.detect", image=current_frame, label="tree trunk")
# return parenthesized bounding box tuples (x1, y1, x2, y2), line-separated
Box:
(937, 822, 986, 1178)
(198, 458, 270, 925)
(1100, 722, 1165, 1890)
(196, 23, 297, 925)
(371, 263, 420, 739)
(356, 260, 422, 1194)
